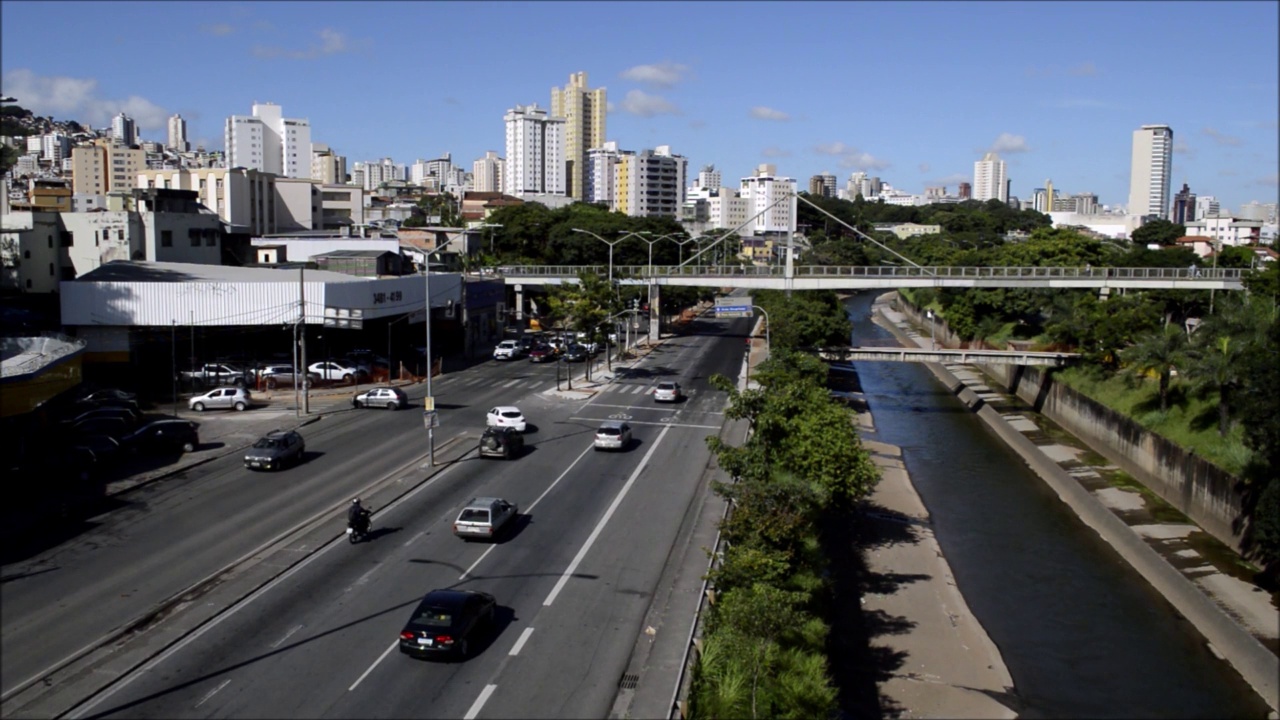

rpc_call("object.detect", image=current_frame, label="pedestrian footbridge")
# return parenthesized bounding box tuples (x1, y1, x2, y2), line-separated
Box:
(817, 346, 1078, 366)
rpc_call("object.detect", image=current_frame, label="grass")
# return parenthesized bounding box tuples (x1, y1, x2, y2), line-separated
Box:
(1052, 365, 1251, 476)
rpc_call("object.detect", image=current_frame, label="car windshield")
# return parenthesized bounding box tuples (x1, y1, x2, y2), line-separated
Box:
(459, 509, 490, 522)
(412, 608, 454, 627)
(500, 411, 521, 419)
(658, 383, 676, 390)
(253, 438, 283, 449)
(599, 427, 621, 436)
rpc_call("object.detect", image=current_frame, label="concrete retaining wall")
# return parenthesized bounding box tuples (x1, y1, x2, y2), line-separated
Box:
(893, 297, 1250, 555)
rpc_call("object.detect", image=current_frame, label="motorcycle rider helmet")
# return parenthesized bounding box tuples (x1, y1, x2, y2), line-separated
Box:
(352, 498, 360, 505)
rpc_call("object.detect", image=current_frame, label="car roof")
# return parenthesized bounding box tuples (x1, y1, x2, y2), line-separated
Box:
(599, 420, 628, 429)
(418, 588, 478, 608)
(492, 405, 521, 412)
(464, 496, 505, 507)
(264, 429, 296, 438)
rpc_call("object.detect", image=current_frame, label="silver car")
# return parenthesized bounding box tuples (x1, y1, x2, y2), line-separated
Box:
(594, 421, 632, 451)
(353, 386, 408, 410)
(189, 386, 252, 412)
(653, 381, 682, 403)
(452, 497, 518, 541)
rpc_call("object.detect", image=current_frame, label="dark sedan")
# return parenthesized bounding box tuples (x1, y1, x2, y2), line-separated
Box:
(243, 429, 305, 470)
(561, 344, 588, 362)
(527, 344, 557, 363)
(398, 589, 496, 660)
(120, 419, 200, 454)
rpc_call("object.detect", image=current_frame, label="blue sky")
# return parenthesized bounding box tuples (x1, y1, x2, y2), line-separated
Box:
(3, 1, 1277, 211)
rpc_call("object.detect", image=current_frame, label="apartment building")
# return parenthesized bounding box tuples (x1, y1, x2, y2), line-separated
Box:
(167, 114, 190, 152)
(72, 138, 145, 196)
(138, 167, 279, 235)
(1183, 213, 1263, 247)
(224, 102, 312, 179)
(311, 143, 347, 185)
(503, 103, 565, 196)
(471, 151, 504, 193)
(740, 164, 797, 235)
(613, 146, 687, 218)
(111, 113, 137, 146)
(973, 152, 1008, 203)
(585, 142, 624, 205)
(1127, 124, 1173, 220)
(550, 72, 606, 201)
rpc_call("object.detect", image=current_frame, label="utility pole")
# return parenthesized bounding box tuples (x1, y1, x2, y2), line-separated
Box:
(424, 251, 435, 466)
(300, 264, 309, 414)
(171, 320, 177, 417)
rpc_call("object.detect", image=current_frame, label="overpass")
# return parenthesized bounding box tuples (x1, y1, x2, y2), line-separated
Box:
(816, 346, 1078, 366)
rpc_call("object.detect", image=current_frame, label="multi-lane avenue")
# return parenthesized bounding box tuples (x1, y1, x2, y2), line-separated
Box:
(2, 315, 751, 719)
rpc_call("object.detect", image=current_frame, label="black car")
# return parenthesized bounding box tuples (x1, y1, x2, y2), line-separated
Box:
(398, 589, 496, 660)
(478, 426, 524, 459)
(243, 429, 305, 470)
(74, 388, 140, 414)
(66, 416, 134, 439)
(120, 419, 200, 454)
(62, 406, 140, 428)
(68, 434, 124, 467)
(561, 344, 588, 363)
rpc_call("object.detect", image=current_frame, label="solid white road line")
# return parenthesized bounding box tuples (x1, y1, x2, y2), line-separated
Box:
(348, 640, 397, 692)
(543, 425, 671, 607)
(402, 530, 426, 547)
(459, 544, 497, 581)
(65, 460, 466, 719)
(508, 627, 534, 656)
(269, 625, 303, 649)
(463, 684, 498, 720)
(193, 679, 230, 708)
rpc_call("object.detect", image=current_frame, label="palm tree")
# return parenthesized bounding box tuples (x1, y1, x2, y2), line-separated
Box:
(1120, 323, 1189, 412)
(1183, 334, 1248, 436)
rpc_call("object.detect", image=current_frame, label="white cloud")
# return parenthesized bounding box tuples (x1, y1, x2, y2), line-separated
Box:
(253, 28, 350, 60)
(749, 106, 790, 121)
(619, 62, 689, 88)
(203, 23, 234, 36)
(1202, 127, 1243, 147)
(616, 89, 680, 117)
(1, 68, 169, 131)
(1173, 140, 1196, 159)
(1068, 61, 1098, 77)
(929, 172, 973, 187)
(1257, 173, 1278, 187)
(918, 163, 931, 173)
(761, 146, 791, 158)
(987, 132, 1031, 154)
(689, 119, 707, 130)
(813, 142, 890, 171)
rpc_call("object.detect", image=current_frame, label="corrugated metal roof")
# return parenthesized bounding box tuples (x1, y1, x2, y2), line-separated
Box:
(315, 250, 394, 258)
(75, 261, 361, 284)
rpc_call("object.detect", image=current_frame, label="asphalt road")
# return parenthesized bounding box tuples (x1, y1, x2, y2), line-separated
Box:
(3, 315, 750, 718)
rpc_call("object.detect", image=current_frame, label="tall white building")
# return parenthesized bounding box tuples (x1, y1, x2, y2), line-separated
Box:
(111, 113, 137, 146)
(1127, 124, 1173, 220)
(411, 155, 455, 189)
(355, 158, 406, 191)
(503, 103, 565, 196)
(586, 142, 625, 205)
(740, 164, 797, 234)
(41, 133, 70, 163)
(973, 152, 1008, 203)
(613, 145, 687, 218)
(471, 151, 504, 193)
(224, 102, 312, 179)
(696, 165, 722, 192)
(167, 114, 189, 152)
(1194, 196, 1219, 221)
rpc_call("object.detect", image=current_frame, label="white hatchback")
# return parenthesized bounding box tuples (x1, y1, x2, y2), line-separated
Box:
(188, 386, 252, 412)
(486, 406, 527, 432)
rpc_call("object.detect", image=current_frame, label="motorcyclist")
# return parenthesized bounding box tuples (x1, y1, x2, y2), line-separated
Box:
(348, 498, 371, 534)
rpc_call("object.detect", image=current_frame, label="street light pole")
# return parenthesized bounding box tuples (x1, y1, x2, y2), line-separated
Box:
(572, 227, 623, 289)
(171, 320, 177, 417)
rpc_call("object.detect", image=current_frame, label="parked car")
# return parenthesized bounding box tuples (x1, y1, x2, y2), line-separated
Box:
(69, 434, 123, 467)
(452, 497, 519, 541)
(66, 416, 134, 439)
(493, 340, 524, 361)
(561, 344, 588, 363)
(653, 381, 682, 403)
(478, 426, 524, 459)
(353, 386, 408, 410)
(486, 406, 526, 432)
(188, 386, 252, 412)
(398, 588, 497, 660)
(120, 419, 200, 454)
(528, 344, 557, 363)
(74, 388, 140, 414)
(179, 363, 254, 388)
(259, 365, 317, 389)
(243, 429, 305, 471)
(308, 361, 367, 384)
(62, 406, 139, 428)
(594, 421, 632, 451)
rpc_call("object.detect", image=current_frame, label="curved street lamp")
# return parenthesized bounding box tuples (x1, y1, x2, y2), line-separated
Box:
(571, 228, 623, 287)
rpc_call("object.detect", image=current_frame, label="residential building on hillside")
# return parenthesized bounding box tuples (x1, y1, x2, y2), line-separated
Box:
(958, 181, 972, 199)
(874, 222, 942, 240)
(613, 145, 687, 218)
(1127, 124, 1173, 220)
(741, 164, 797, 235)
(41, 133, 71, 163)
(167, 114, 189, 152)
(111, 113, 137, 146)
(550, 72, 606, 201)
(1183, 213, 1263, 247)
(138, 166, 280, 235)
(973, 152, 1008, 202)
(310, 143, 347, 185)
(72, 138, 144, 196)
(503, 103, 565, 197)
(695, 165, 721, 192)
(411, 155, 454, 190)
(224, 102, 312, 179)
(471, 151, 504, 193)
(9, 178, 72, 212)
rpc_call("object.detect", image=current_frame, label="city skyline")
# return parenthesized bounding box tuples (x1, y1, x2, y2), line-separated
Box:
(1, 1, 1276, 211)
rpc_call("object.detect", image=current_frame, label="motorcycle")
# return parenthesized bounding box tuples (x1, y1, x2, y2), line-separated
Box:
(347, 510, 372, 544)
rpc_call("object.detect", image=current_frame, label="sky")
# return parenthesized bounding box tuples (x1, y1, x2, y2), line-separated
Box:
(2, 1, 1277, 212)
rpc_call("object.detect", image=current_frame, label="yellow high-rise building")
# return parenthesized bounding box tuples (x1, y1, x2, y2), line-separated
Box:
(551, 71, 606, 201)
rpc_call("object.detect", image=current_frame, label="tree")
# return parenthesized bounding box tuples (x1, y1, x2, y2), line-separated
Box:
(1235, 313, 1280, 578)
(1120, 322, 1190, 412)
(1130, 218, 1187, 247)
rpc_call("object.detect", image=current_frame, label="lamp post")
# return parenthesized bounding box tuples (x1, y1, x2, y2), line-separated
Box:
(480, 222, 503, 256)
(572, 228, 623, 288)
(171, 320, 178, 417)
(927, 309, 936, 350)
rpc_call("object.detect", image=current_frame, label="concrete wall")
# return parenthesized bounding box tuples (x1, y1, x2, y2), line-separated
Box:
(893, 296, 1251, 555)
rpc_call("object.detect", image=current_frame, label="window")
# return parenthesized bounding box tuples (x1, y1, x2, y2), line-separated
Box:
(24, 249, 30, 259)
(189, 228, 200, 246)
(49, 262, 55, 276)
(161, 230, 173, 247)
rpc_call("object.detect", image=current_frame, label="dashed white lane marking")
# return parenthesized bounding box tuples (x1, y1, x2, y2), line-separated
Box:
(463, 684, 498, 720)
(543, 425, 671, 607)
(193, 679, 231, 708)
(344, 564, 379, 592)
(500, 379, 521, 388)
(348, 640, 397, 692)
(508, 627, 534, 656)
(402, 530, 426, 547)
(269, 625, 303, 648)
(569, 416, 720, 430)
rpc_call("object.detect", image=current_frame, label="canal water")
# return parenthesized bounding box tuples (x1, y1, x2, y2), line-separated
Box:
(843, 292, 1270, 718)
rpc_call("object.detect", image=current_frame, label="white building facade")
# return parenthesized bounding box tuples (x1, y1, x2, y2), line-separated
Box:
(503, 104, 565, 196)
(1127, 124, 1173, 220)
(586, 142, 624, 205)
(224, 102, 313, 179)
(612, 145, 687, 218)
(167, 114, 190, 152)
(470, 151, 504, 193)
(973, 152, 1008, 203)
(740, 164, 797, 234)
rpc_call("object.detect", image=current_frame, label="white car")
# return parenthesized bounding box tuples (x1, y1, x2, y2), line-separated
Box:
(653, 381, 682, 403)
(188, 386, 252, 412)
(486, 406, 527, 432)
(493, 340, 524, 361)
(308, 361, 366, 383)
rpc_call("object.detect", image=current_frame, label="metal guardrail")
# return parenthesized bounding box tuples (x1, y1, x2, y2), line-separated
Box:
(818, 347, 1079, 367)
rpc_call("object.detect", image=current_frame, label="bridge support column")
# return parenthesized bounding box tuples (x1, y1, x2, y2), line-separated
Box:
(649, 284, 661, 343)
(514, 284, 524, 322)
